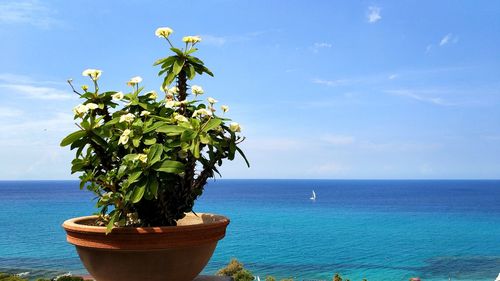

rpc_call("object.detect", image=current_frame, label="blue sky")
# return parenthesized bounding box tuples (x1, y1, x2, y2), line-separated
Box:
(0, 0, 499, 179)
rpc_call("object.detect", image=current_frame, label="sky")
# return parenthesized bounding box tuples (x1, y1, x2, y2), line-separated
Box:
(0, 0, 499, 180)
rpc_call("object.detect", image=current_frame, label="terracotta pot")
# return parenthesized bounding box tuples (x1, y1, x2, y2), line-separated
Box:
(62, 213, 230, 281)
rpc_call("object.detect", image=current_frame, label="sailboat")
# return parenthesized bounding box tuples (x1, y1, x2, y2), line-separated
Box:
(310, 190, 316, 201)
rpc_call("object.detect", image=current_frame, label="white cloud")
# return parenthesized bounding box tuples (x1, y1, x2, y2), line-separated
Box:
(386, 89, 453, 106)
(310, 162, 350, 175)
(0, 0, 60, 29)
(311, 42, 332, 53)
(0, 106, 23, 117)
(388, 74, 398, 80)
(322, 135, 356, 145)
(0, 73, 72, 100)
(200, 29, 281, 47)
(367, 6, 382, 23)
(312, 78, 349, 87)
(200, 34, 227, 46)
(439, 33, 452, 46)
(0, 83, 72, 100)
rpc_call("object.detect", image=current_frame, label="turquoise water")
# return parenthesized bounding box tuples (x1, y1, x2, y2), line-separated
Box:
(1, 180, 499, 280)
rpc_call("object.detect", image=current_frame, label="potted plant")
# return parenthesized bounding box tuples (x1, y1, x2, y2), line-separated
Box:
(60, 26, 249, 281)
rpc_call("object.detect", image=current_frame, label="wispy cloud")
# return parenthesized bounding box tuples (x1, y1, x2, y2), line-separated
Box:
(0, 0, 60, 29)
(439, 33, 453, 46)
(322, 135, 356, 146)
(367, 6, 382, 23)
(200, 34, 227, 47)
(0, 73, 72, 100)
(388, 74, 398, 80)
(312, 78, 350, 87)
(426, 33, 459, 53)
(200, 29, 281, 47)
(386, 89, 454, 106)
(0, 106, 23, 117)
(311, 42, 332, 53)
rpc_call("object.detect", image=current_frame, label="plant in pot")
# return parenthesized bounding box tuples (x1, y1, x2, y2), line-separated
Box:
(60, 26, 249, 281)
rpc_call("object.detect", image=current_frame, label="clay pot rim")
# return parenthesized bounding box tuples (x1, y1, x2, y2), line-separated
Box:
(63, 213, 230, 235)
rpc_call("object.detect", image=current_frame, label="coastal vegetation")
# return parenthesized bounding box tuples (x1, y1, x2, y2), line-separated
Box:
(0, 273, 83, 281)
(216, 259, 367, 281)
(60, 26, 248, 230)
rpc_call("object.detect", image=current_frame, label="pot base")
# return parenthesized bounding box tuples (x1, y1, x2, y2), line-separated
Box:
(63, 213, 229, 281)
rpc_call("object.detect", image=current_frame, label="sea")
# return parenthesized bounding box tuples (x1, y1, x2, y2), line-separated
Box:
(0, 180, 499, 281)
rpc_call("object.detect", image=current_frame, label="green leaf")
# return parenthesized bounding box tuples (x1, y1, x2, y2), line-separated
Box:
(228, 141, 236, 160)
(144, 121, 166, 133)
(130, 178, 146, 203)
(186, 48, 198, 55)
(236, 146, 250, 167)
(190, 139, 200, 158)
(202, 66, 214, 76)
(202, 118, 222, 132)
(127, 171, 142, 185)
(153, 56, 176, 66)
(132, 138, 140, 147)
(173, 57, 185, 76)
(164, 70, 176, 86)
(181, 129, 197, 142)
(187, 64, 195, 80)
(155, 160, 185, 174)
(148, 175, 158, 199)
(106, 211, 117, 234)
(60, 130, 86, 147)
(157, 125, 186, 134)
(187, 56, 204, 65)
(170, 48, 184, 56)
(144, 138, 157, 145)
(147, 144, 163, 166)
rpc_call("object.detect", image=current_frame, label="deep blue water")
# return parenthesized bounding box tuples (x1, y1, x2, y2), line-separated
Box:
(1, 180, 499, 280)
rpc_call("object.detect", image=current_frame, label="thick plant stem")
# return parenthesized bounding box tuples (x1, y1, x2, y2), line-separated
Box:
(177, 68, 187, 115)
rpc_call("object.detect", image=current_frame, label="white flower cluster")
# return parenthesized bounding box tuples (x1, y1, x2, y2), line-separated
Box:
(73, 103, 99, 116)
(82, 69, 102, 81)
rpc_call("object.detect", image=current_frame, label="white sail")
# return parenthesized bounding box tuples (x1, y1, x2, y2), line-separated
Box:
(310, 190, 316, 200)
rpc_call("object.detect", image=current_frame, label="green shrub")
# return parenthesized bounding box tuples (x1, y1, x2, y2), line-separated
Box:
(0, 273, 28, 281)
(217, 258, 244, 277)
(233, 269, 253, 281)
(35, 279, 51, 281)
(217, 258, 255, 281)
(280, 279, 294, 281)
(56, 276, 84, 281)
(265, 276, 276, 281)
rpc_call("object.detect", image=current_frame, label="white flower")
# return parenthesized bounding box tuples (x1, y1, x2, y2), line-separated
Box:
(86, 103, 99, 110)
(155, 27, 173, 38)
(192, 108, 212, 117)
(140, 110, 151, 117)
(174, 114, 188, 123)
(165, 100, 176, 108)
(167, 86, 179, 95)
(165, 92, 174, 100)
(82, 69, 102, 81)
(191, 85, 204, 95)
(137, 154, 148, 163)
(119, 113, 135, 123)
(229, 122, 241, 132)
(118, 129, 131, 145)
(72, 104, 89, 116)
(148, 91, 158, 100)
(207, 97, 218, 104)
(221, 105, 229, 113)
(182, 35, 201, 43)
(127, 76, 142, 86)
(112, 92, 124, 100)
